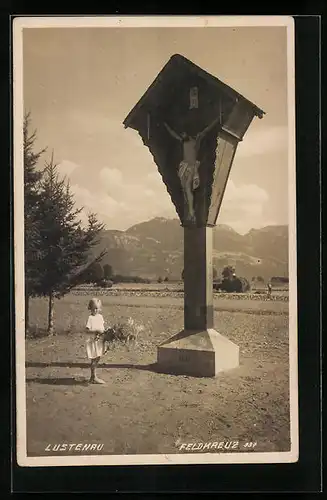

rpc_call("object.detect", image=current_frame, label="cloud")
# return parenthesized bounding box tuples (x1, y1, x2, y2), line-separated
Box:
(57, 159, 80, 179)
(224, 180, 269, 204)
(100, 166, 177, 225)
(70, 183, 127, 228)
(70, 166, 176, 230)
(218, 179, 272, 234)
(66, 151, 274, 233)
(237, 125, 288, 159)
(99, 167, 124, 196)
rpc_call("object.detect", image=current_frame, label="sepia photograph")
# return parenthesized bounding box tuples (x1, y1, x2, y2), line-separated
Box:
(14, 15, 297, 467)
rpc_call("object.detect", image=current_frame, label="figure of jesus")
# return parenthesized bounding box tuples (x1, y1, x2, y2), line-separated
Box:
(163, 116, 221, 224)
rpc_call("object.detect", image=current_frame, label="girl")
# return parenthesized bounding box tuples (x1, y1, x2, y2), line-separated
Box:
(85, 298, 106, 385)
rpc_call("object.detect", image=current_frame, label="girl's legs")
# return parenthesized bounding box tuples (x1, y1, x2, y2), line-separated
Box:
(90, 357, 97, 380)
(90, 357, 106, 384)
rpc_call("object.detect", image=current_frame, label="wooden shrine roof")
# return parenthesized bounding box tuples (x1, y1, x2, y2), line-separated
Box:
(123, 54, 265, 130)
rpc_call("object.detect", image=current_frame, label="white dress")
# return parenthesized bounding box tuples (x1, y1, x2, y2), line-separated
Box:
(85, 314, 105, 359)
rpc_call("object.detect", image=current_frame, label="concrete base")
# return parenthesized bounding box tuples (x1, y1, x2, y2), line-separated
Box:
(157, 329, 239, 377)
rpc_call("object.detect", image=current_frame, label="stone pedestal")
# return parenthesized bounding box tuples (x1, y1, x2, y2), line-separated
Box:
(157, 328, 239, 377)
(157, 227, 239, 377)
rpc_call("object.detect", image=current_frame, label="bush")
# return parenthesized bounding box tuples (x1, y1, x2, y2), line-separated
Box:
(239, 277, 250, 292)
(112, 274, 150, 284)
(219, 276, 250, 293)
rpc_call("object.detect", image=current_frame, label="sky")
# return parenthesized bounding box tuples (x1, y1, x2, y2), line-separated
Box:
(23, 24, 291, 234)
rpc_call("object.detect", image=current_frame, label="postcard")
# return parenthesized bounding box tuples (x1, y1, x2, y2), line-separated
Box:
(13, 15, 298, 467)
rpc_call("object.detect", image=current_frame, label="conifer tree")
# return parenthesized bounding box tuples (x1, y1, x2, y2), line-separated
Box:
(34, 154, 106, 334)
(24, 112, 46, 331)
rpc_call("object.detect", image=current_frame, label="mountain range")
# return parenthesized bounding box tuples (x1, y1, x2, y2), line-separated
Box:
(91, 217, 288, 281)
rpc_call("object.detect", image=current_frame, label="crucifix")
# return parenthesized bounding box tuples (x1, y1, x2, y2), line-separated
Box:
(163, 114, 221, 225)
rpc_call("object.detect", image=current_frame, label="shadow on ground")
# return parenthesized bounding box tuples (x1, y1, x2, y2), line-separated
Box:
(26, 377, 89, 386)
(26, 361, 156, 370)
(25, 361, 158, 386)
(25, 361, 218, 381)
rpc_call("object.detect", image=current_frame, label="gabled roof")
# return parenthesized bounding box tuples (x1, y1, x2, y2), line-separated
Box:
(123, 54, 265, 129)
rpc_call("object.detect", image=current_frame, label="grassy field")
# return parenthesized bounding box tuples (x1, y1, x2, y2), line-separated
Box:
(24, 292, 290, 458)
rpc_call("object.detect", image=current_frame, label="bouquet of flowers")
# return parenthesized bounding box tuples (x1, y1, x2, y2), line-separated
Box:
(102, 317, 144, 351)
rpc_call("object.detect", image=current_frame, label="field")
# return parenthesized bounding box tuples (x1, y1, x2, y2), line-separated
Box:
(73, 281, 289, 295)
(24, 288, 290, 458)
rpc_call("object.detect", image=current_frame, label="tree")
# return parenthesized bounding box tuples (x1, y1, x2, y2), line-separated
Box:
(239, 277, 250, 292)
(33, 155, 106, 334)
(24, 112, 47, 331)
(103, 263, 113, 280)
(222, 265, 235, 280)
(87, 262, 104, 284)
(220, 266, 250, 293)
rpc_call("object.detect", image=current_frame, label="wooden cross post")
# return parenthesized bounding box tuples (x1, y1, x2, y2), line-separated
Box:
(123, 54, 264, 377)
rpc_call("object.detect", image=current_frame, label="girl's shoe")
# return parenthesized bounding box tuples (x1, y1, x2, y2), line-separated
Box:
(89, 377, 106, 385)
